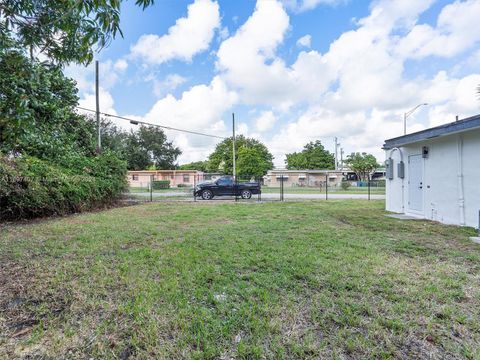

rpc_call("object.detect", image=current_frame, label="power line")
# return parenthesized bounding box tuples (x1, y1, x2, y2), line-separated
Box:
(76, 106, 226, 140)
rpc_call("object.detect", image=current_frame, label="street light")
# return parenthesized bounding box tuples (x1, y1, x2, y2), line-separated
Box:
(404, 103, 428, 135)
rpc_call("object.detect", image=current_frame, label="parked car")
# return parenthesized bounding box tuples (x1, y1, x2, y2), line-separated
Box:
(194, 176, 261, 200)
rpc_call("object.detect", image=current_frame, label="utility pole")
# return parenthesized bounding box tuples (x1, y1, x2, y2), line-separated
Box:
(340, 147, 344, 171)
(232, 113, 236, 180)
(95, 60, 101, 153)
(334, 136, 338, 170)
(334, 137, 341, 170)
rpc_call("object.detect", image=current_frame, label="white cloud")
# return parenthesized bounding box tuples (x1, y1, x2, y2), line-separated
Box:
(296, 34, 311, 48)
(249, 0, 480, 166)
(131, 0, 220, 65)
(396, 0, 480, 59)
(114, 59, 128, 72)
(65, 59, 128, 92)
(74, 0, 480, 168)
(216, 0, 332, 108)
(237, 122, 249, 136)
(254, 111, 276, 132)
(138, 76, 238, 163)
(218, 26, 230, 41)
(425, 73, 480, 127)
(147, 0, 480, 165)
(78, 87, 117, 115)
(66, 59, 129, 119)
(152, 74, 188, 97)
(282, 0, 345, 12)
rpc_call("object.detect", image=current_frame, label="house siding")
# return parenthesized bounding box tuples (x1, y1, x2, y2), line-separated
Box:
(386, 128, 480, 228)
(127, 170, 202, 188)
(264, 170, 344, 188)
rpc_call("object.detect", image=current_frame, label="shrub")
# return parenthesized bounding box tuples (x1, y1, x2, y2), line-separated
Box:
(177, 183, 189, 188)
(340, 181, 351, 190)
(152, 180, 170, 189)
(0, 153, 127, 220)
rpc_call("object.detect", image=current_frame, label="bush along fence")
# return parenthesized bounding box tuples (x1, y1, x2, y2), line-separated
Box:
(124, 170, 385, 202)
(0, 154, 127, 220)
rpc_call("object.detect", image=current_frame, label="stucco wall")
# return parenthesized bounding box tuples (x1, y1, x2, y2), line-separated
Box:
(265, 172, 343, 188)
(386, 129, 480, 228)
(462, 130, 480, 227)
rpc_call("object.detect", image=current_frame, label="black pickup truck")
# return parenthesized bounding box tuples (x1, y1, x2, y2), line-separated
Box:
(194, 176, 261, 200)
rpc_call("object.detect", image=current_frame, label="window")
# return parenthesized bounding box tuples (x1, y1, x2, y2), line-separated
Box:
(132, 174, 138, 181)
(183, 174, 190, 183)
(171, 175, 174, 179)
(217, 177, 233, 186)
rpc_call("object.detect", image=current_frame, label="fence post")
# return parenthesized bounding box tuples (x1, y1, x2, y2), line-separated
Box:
(193, 174, 197, 202)
(235, 175, 238, 202)
(325, 173, 328, 200)
(258, 176, 262, 202)
(368, 175, 371, 201)
(280, 175, 283, 201)
(150, 174, 153, 202)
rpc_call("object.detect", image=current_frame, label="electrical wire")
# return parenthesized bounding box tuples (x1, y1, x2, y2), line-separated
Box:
(76, 106, 226, 140)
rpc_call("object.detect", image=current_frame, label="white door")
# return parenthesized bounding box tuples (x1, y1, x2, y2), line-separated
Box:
(408, 154, 423, 212)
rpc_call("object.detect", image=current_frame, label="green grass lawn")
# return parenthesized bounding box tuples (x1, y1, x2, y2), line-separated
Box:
(1, 201, 479, 359)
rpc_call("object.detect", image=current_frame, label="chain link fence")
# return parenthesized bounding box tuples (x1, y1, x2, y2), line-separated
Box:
(123, 171, 385, 202)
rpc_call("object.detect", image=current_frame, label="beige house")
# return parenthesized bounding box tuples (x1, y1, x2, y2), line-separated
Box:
(264, 169, 344, 188)
(127, 170, 204, 188)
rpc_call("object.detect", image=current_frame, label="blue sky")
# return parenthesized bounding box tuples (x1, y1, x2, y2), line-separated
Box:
(67, 0, 480, 166)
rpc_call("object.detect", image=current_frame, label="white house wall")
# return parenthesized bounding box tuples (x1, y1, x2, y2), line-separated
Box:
(422, 137, 463, 225)
(462, 130, 480, 227)
(386, 128, 480, 228)
(385, 148, 404, 213)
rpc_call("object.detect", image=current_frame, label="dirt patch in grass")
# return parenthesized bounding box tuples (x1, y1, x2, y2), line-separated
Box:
(0, 260, 72, 357)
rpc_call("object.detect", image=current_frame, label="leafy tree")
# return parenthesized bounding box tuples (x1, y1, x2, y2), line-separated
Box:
(179, 161, 209, 172)
(285, 140, 334, 170)
(236, 146, 272, 178)
(208, 135, 274, 176)
(0, 50, 97, 161)
(0, 0, 153, 65)
(132, 126, 181, 170)
(344, 152, 379, 181)
(101, 125, 181, 171)
(97, 117, 129, 154)
(0, 51, 180, 171)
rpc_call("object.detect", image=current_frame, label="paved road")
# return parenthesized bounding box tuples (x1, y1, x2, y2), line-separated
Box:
(130, 192, 385, 200)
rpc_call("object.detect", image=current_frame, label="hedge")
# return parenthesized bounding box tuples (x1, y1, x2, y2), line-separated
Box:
(152, 180, 170, 189)
(0, 153, 127, 220)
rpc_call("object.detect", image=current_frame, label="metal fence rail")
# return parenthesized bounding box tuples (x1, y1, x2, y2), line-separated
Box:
(123, 172, 385, 202)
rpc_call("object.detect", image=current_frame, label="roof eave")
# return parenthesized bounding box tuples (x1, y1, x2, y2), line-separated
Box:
(383, 114, 480, 150)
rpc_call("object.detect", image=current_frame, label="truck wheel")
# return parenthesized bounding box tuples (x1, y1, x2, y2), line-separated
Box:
(241, 190, 252, 199)
(201, 190, 213, 200)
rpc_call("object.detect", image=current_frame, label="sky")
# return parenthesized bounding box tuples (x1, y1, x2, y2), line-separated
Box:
(66, 0, 480, 167)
